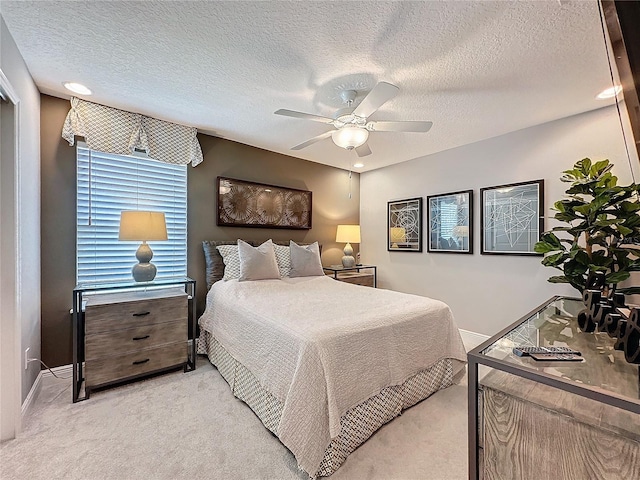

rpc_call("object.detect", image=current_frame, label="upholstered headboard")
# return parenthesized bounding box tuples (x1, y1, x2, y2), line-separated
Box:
(202, 240, 321, 290)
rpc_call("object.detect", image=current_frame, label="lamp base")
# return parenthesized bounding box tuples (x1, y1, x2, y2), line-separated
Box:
(132, 241, 157, 282)
(341, 242, 356, 268)
(341, 255, 356, 268)
(132, 262, 157, 282)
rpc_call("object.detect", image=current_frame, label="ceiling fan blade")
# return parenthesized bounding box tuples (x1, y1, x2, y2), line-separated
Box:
(367, 121, 433, 133)
(352, 82, 399, 118)
(355, 144, 372, 157)
(291, 131, 334, 150)
(274, 109, 334, 124)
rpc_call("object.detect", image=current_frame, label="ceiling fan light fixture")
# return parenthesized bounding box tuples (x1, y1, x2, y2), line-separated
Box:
(332, 126, 369, 150)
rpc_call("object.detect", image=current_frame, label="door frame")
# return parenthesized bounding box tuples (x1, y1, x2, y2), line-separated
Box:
(0, 68, 22, 441)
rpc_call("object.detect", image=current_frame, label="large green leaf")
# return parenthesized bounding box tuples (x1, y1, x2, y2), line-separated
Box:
(620, 201, 640, 213)
(617, 225, 633, 236)
(555, 211, 581, 222)
(539, 232, 562, 249)
(564, 259, 588, 276)
(542, 252, 568, 267)
(580, 158, 592, 173)
(618, 286, 640, 295)
(547, 276, 570, 284)
(606, 271, 631, 284)
(594, 218, 622, 227)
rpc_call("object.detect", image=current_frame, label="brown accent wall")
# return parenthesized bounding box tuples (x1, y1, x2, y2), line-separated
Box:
(40, 94, 359, 367)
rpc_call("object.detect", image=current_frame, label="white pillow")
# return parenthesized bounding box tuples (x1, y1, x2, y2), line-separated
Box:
(216, 244, 241, 280)
(289, 241, 324, 277)
(273, 244, 291, 277)
(238, 239, 280, 281)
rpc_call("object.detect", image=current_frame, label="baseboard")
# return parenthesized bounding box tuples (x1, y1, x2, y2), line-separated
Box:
(21, 364, 72, 420)
(21, 371, 42, 419)
(459, 328, 490, 350)
(41, 364, 73, 379)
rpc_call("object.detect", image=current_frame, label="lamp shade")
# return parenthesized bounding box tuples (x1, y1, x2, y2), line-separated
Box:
(331, 127, 369, 150)
(119, 211, 168, 241)
(336, 224, 361, 244)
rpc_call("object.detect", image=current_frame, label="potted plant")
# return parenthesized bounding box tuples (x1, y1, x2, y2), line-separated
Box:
(534, 158, 640, 297)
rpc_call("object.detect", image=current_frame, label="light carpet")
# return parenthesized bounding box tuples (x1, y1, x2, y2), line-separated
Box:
(0, 357, 468, 480)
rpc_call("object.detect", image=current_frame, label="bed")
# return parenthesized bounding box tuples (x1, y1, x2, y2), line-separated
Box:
(197, 240, 467, 478)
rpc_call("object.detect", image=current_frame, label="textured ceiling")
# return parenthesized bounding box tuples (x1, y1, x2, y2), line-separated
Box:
(0, 1, 618, 172)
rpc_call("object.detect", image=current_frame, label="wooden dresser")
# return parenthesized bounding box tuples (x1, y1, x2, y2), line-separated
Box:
(83, 287, 188, 393)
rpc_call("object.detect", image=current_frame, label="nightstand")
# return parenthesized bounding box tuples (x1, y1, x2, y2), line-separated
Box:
(72, 277, 196, 402)
(323, 265, 377, 288)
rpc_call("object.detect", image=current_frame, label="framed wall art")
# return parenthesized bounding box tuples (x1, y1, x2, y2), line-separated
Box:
(480, 180, 544, 255)
(388, 197, 423, 252)
(216, 177, 312, 229)
(427, 190, 473, 254)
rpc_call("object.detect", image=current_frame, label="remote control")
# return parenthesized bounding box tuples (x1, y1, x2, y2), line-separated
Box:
(529, 353, 584, 362)
(512, 346, 581, 357)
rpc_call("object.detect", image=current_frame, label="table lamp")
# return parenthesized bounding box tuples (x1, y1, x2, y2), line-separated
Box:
(336, 224, 361, 268)
(119, 211, 168, 282)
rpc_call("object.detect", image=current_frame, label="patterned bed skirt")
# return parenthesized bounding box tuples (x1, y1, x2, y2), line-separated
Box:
(197, 331, 463, 478)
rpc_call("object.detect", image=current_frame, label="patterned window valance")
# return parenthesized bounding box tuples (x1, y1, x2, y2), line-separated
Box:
(62, 97, 203, 167)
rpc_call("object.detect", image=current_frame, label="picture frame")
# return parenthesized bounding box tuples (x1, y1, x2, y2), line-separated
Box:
(387, 197, 423, 252)
(480, 180, 544, 255)
(427, 190, 473, 254)
(216, 176, 312, 229)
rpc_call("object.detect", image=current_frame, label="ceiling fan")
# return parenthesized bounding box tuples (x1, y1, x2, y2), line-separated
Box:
(274, 82, 433, 157)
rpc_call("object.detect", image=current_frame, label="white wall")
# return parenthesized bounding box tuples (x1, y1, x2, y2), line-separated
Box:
(360, 105, 640, 336)
(0, 16, 41, 405)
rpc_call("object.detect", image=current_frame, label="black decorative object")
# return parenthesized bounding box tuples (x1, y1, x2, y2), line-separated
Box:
(578, 281, 640, 364)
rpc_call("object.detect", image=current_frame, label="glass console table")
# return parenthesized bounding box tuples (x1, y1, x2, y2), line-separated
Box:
(72, 277, 196, 402)
(468, 296, 640, 480)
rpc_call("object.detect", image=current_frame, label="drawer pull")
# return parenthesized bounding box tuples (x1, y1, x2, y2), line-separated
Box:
(132, 311, 150, 317)
(132, 358, 150, 365)
(132, 335, 150, 341)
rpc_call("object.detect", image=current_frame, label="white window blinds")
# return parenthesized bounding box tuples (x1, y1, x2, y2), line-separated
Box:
(76, 145, 187, 284)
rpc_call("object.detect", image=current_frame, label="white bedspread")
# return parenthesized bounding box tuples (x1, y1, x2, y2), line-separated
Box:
(199, 276, 467, 475)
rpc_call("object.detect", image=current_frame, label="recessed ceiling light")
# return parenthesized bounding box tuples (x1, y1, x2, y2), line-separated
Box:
(63, 82, 92, 95)
(353, 163, 365, 168)
(596, 85, 622, 99)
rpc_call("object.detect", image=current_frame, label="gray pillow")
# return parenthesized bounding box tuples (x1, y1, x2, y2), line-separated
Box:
(238, 239, 280, 281)
(289, 241, 324, 277)
(273, 244, 291, 277)
(216, 244, 241, 280)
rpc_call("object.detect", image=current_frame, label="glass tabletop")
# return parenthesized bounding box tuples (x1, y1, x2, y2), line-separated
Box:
(323, 264, 375, 272)
(480, 297, 639, 401)
(74, 276, 193, 293)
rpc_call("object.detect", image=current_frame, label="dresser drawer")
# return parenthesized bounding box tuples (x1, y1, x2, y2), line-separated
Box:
(85, 289, 187, 335)
(85, 341, 187, 387)
(334, 272, 374, 287)
(85, 320, 187, 361)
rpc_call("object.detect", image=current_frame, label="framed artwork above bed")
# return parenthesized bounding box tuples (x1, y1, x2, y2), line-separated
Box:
(216, 177, 312, 229)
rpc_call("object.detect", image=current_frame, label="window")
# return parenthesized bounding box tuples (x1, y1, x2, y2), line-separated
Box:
(76, 145, 187, 284)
